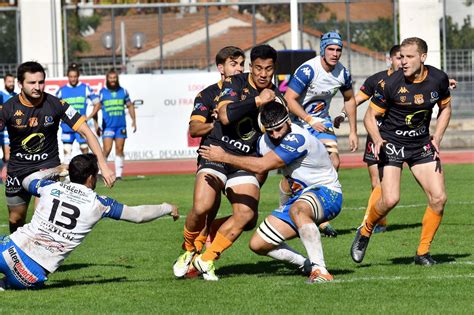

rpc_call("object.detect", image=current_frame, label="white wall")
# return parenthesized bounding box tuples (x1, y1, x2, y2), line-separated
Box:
(20, 0, 63, 77)
(399, 0, 441, 68)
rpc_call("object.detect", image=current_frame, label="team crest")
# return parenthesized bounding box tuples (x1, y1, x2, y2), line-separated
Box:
(14, 110, 24, 117)
(380, 80, 385, 89)
(28, 117, 38, 127)
(60, 99, 67, 106)
(16, 119, 22, 125)
(44, 116, 54, 126)
(397, 86, 409, 94)
(414, 94, 424, 105)
(400, 96, 407, 103)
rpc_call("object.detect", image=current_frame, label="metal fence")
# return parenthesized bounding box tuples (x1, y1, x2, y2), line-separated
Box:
(0, 1, 472, 116)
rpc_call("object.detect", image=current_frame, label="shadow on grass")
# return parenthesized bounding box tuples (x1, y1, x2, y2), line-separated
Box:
(217, 260, 354, 278)
(56, 263, 134, 273)
(389, 253, 471, 265)
(45, 276, 136, 289)
(336, 222, 422, 237)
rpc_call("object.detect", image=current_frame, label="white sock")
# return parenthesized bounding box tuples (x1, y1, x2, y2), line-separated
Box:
(298, 223, 328, 274)
(266, 243, 307, 267)
(115, 156, 124, 177)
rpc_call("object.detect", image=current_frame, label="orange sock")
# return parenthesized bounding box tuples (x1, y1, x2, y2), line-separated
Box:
(201, 232, 233, 262)
(182, 227, 200, 252)
(417, 207, 443, 255)
(362, 185, 382, 224)
(361, 200, 385, 237)
(194, 234, 208, 253)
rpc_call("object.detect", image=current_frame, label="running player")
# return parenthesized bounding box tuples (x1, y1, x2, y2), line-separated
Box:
(56, 64, 100, 164)
(0, 73, 16, 182)
(351, 37, 452, 266)
(0, 154, 178, 290)
(173, 44, 279, 281)
(187, 46, 245, 255)
(0, 61, 115, 233)
(89, 69, 136, 180)
(199, 100, 342, 283)
(284, 31, 358, 237)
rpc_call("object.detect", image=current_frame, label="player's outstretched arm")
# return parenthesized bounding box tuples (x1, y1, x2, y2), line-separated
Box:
(119, 203, 179, 223)
(76, 122, 116, 187)
(342, 89, 358, 152)
(126, 101, 137, 133)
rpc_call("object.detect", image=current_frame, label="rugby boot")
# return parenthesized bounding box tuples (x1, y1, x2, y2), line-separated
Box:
(414, 253, 437, 266)
(319, 223, 338, 238)
(193, 254, 219, 281)
(173, 251, 196, 278)
(351, 227, 371, 263)
(306, 268, 334, 284)
(298, 258, 313, 276)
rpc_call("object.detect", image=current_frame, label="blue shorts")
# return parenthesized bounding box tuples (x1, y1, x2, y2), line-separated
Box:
(0, 130, 10, 146)
(272, 186, 343, 230)
(103, 127, 127, 139)
(0, 236, 48, 290)
(61, 131, 86, 144)
(306, 118, 337, 141)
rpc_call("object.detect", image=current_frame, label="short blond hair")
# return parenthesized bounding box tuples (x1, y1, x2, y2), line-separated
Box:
(401, 37, 428, 54)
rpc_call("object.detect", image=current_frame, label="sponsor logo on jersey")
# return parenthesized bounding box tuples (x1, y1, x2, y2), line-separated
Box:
(280, 144, 296, 152)
(5, 175, 20, 187)
(395, 126, 427, 137)
(65, 106, 78, 119)
(397, 86, 409, 94)
(14, 110, 24, 117)
(284, 134, 300, 143)
(51, 189, 61, 197)
(44, 115, 54, 127)
(221, 136, 250, 153)
(384, 142, 405, 159)
(301, 66, 312, 78)
(414, 94, 424, 105)
(21, 132, 45, 153)
(421, 143, 433, 158)
(28, 117, 38, 127)
(60, 99, 67, 106)
(3, 246, 38, 287)
(430, 91, 439, 103)
(405, 110, 429, 128)
(15, 152, 49, 161)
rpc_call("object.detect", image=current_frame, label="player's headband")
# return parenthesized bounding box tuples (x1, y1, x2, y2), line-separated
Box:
(261, 113, 290, 131)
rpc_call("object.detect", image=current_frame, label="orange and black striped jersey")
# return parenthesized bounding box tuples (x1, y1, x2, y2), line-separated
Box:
(370, 65, 451, 148)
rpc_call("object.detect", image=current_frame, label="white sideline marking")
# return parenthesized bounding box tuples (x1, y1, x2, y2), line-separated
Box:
(448, 261, 474, 265)
(332, 273, 474, 283)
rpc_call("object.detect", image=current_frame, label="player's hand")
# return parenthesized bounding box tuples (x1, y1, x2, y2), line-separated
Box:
(132, 121, 137, 133)
(333, 112, 347, 129)
(256, 89, 275, 106)
(374, 139, 387, 160)
(211, 108, 219, 120)
(311, 121, 327, 133)
(100, 165, 116, 188)
(431, 135, 442, 160)
(169, 204, 180, 221)
(448, 78, 457, 90)
(349, 132, 358, 152)
(199, 145, 226, 163)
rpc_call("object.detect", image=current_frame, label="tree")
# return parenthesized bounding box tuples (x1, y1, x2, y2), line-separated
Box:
(446, 15, 474, 49)
(0, 12, 18, 64)
(66, 9, 102, 61)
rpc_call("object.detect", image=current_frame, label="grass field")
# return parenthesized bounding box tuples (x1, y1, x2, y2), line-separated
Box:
(0, 164, 473, 314)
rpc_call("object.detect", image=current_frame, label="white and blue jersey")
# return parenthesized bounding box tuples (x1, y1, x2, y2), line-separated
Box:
(288, 56, 352, 141)
(99, 87, 130, 129)
(257, 123, 342, 228)
(4, 179, 124, 284)
(56, 82, 98, 134)
(0, 90, 16, 146)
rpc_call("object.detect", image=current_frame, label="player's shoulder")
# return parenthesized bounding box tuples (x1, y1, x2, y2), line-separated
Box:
(224, 73, 247, 86)
(201, 81, 221, 96)
(282, 124, 308, 146)
(426, 65, 448, 80)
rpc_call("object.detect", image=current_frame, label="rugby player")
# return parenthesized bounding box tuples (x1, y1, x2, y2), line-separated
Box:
(89, 69, 136, 180)
(186, 46, 245, 257)
(0, 61, 115, 233)
(56, 64, 100, 164)
(200, 100, 342, 283)
(283, 31, 358, 237)
(351, 37, 452, 266)
(173, 44, 279, 281)
(0, 73, 16, 182)
(0, 154, 178, 290)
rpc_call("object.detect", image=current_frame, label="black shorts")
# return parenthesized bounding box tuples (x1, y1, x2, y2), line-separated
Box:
(197, 156, 259, 189)
(378, 140, 439, 169)
(362, 135, 378, 166)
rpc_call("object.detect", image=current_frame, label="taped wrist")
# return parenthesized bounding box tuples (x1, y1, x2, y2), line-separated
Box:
(226, 98, 257, 123)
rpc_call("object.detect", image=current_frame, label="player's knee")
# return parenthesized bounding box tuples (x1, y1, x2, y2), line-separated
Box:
(382, 195, 399, 210)
(248, 235, 267, 255)
(289, 204, 307, 223)
(429, 192, 447, 209)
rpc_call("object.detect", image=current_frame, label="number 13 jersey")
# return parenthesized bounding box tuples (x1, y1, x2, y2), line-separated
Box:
(10, 179, 124, 273)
